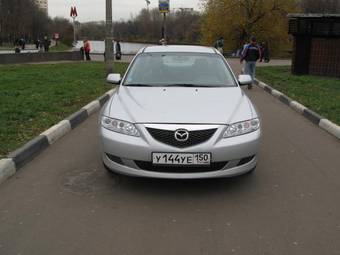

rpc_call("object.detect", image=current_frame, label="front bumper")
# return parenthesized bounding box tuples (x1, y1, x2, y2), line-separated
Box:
(100, 124, 261, 179)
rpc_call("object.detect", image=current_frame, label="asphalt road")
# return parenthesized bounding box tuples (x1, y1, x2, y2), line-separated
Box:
(0, 60, 339, 255)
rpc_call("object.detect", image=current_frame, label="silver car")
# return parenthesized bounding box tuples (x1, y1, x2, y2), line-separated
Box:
(100, 45, 261, 179)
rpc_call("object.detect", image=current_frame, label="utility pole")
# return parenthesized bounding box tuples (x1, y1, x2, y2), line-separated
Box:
(73, 17, 76, 44)
(105, 0, 114, 75)
(162, 13, 167, 42)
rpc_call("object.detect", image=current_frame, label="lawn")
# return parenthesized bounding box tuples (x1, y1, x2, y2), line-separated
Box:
(0, 62, 129, 158)
(256, 66, 340, 125)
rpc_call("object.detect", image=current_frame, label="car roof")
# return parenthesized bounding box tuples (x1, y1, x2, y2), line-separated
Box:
(142, 45, 217, 54)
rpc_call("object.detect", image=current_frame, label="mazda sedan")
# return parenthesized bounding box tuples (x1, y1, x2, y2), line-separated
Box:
(100, 45, 261, 179)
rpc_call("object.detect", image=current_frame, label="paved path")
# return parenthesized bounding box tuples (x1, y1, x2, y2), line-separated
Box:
(0, 60, 339, 255)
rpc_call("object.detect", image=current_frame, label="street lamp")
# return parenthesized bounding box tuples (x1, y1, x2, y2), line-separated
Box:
(105, 0, 114, 74)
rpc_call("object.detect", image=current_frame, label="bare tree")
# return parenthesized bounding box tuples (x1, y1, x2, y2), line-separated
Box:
(0, 0, 75, 46)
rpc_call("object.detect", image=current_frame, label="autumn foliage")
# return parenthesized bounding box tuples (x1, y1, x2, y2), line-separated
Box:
(201, 0, 300, 54)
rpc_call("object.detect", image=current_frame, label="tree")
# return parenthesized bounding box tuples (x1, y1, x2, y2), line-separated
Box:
(48, 17, 74, 46)
(0, 0, 49, 44)
(300, 0, 340, 13)
(201, 0, 300, 54)
(78, 8, 201, 44)
(0, 0, 74, 46)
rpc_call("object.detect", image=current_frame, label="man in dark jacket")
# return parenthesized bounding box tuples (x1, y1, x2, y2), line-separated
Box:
(43, 36, 51, 52)
(115, 40, 121, 60)
(240, 36, 261, 89)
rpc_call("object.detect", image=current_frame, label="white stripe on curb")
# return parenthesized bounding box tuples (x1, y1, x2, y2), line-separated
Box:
(257, 82, 266, 89)
(0, 88, 117, 186)
(256, 80, 339, 140)
(0, 159, 16, 184)
(82, 100, 100, 116)
(319, 119, 340, 139)
(41, 120, 72, 145)
(290, 101, 307, 114)
(271, 89, 283, 98)
(106, 88, 116, 97)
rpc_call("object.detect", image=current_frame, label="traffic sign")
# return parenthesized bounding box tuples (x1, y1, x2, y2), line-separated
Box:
(70, 6, 78, 18)
(159, 0, 170, 13)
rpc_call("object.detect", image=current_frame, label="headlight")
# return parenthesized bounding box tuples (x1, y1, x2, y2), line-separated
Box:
(101, 116, 140, 137)
(223, 118, 260, 138)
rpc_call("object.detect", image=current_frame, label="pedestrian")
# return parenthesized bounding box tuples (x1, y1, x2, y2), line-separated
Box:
(214, 37, 224, 55)
(80, 46, 85, 60)
(43, 36, 51, 52)
(18, 38, 24, 49)
(260, 42, 270, 63)
(21, 38, 26, 50)
(35, 39, 40, 49)
(39, 40, 44, 52)
(240, 36, 262, 89)
(84, 39, 91, 61)
(115, 40, 121, 60)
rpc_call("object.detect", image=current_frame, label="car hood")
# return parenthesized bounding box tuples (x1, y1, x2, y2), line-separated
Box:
(107, 86, 255, 124)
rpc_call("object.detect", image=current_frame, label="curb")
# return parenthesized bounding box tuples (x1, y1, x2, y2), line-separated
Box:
(0, 88, 116, 185)
(255, 79, 340, 140)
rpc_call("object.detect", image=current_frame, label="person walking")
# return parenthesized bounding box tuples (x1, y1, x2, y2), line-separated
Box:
(39, 40, 44, 52)
(240, 36, 262, 89)
(35, 39, 40, 49)
(19, 38, 25, 50)
(260, 42, 270, 63)
(21, 38, 26, 50)
(214, 37, 224, 55)
(80, 46, 85, 61)
(43, 36, 51, 52)
(84, 40, 91, 61)
(115, 40, 122, 60)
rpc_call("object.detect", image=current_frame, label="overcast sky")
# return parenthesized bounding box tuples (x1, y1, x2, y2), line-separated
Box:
(49, 0, 202, 22)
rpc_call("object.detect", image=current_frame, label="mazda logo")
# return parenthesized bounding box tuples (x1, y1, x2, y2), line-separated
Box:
(174, 129, 189, 142)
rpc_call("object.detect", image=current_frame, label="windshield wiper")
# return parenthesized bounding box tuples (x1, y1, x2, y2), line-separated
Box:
(164, 84, 220, 87)
(124, 83, 155, 87)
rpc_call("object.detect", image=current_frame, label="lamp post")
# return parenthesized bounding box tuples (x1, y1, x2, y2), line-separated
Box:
(105, 0, 114, 75)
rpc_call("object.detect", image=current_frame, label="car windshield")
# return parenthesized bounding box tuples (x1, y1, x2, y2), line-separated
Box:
(123, 52, 237, 87)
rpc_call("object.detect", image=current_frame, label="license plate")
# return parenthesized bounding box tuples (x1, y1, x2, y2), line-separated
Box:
(152, 153, 211, 165)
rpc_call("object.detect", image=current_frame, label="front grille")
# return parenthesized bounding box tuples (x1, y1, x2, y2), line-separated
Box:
(135, 161, 228, 173)
(146, 128, 217, 148)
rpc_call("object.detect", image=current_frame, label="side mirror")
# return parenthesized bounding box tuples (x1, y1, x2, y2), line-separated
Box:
(107, 73, 121, 85)
(238, 74, 253, 86)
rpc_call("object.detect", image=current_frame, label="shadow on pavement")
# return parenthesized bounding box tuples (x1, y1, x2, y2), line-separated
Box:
(105, 168, 258, 198)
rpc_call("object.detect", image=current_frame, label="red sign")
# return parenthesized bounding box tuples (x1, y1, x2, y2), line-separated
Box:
(70, 6, 78, 18)
(54, 33, 60, 40)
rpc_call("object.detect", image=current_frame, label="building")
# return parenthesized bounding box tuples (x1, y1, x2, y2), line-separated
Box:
(288, 13, 340, 78)
(34, 0, 48, 14)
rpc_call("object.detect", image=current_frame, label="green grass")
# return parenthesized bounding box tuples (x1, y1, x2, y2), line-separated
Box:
(256, 66, 340, 125)
(0, 62, 129, 158)
(50, 42, 72, 52)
